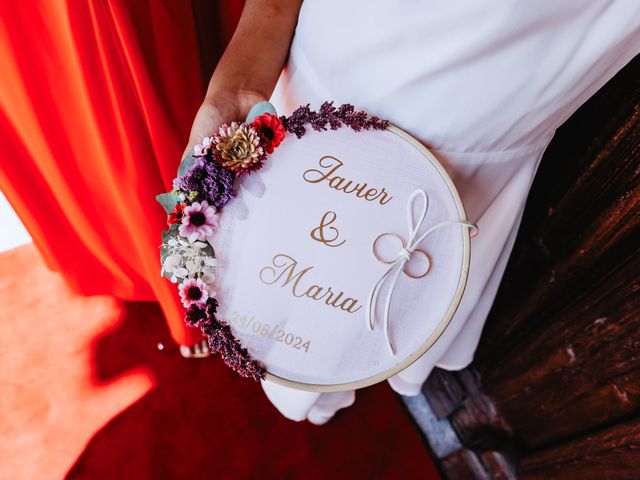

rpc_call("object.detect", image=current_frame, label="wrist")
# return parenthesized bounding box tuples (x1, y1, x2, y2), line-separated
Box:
(203, 87, 269, 121)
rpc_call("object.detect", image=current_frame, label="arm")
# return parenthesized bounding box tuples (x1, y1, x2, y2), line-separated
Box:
(184, 0, 303, 156)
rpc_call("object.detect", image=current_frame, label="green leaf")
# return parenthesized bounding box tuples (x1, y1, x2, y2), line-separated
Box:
(177, 150, 197, 178)
(156, 192, 178, 214)
(245, 101, 277, 123)
(161, 225, 179, 244)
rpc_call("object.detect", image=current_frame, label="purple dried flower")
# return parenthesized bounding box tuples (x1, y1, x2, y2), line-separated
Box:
(318, 101, 342, 130)
(205, 297, 219, 316)
(173, 157, 235, 209)
(184, 303, 209, 327)
(183, 298, 265, 380)
(281, 104, 313, 138)
(207, 317, 266, 381)
(282, 102, 389, 139)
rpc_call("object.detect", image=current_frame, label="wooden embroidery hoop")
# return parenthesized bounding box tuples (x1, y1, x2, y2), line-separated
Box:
(262, 124, 472, 392)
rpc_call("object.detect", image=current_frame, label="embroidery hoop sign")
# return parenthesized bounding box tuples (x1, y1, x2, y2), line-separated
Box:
(211, 124, 471, 392)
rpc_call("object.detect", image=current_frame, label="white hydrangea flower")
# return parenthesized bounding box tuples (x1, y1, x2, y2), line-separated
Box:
(202, 268, 216, 285)
(161, 231, 218, 288)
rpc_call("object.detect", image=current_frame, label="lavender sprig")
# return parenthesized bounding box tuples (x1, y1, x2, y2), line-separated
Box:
(186, 299, 266, 381)
(205, 319, 266, 381)
(282, 101, 389, 139)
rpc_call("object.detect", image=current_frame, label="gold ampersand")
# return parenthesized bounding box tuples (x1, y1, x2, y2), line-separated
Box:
(310, 211, 346, 248)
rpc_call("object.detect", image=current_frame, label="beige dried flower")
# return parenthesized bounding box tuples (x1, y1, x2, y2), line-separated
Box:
(213, 122, 265, 175)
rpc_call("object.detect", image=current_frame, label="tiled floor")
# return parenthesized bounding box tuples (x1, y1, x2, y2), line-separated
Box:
(0, 191, 31, 253)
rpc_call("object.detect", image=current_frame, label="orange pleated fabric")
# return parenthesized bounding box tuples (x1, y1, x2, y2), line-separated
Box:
(0, 1, 239, 345)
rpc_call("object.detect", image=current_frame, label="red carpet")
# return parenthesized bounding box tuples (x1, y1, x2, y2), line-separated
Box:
(0, 245, 439, 479)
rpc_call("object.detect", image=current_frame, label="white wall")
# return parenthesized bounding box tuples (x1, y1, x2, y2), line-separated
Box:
(0, 191, 32, 253)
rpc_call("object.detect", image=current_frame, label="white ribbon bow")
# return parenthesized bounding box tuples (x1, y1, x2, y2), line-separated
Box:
(365, 189, 478, 355)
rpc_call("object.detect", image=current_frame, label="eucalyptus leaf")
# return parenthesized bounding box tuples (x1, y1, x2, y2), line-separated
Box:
(177, 150, 197, 178)
(156, 192, 178, 214)
(245, 101, 277, 123)
(161, 224, 179, 244)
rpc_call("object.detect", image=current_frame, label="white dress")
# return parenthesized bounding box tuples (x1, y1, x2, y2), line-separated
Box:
(264, 0, 640, 423)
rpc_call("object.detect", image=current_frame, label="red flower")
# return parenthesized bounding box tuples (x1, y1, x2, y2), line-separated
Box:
(251, 113, 286, 154)
(167, 203, 186, 225)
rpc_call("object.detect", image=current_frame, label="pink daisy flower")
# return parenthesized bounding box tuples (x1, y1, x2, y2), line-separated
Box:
(178, 278, 209, 308)
(178, 201, 219, 243)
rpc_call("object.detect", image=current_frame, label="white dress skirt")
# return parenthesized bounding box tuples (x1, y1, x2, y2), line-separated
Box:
(264, 0, 640, 423)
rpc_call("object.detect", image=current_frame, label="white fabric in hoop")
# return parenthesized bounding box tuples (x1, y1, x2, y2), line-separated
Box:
(213, 126, 471, 388)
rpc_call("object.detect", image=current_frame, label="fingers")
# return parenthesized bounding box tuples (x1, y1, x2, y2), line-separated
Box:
(182, 102, 224, 160)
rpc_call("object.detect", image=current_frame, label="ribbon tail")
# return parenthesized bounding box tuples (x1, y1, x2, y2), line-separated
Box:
(366, 264, 396, 331)
(382, 263, 405, 356)
(368, 190, 478, 356)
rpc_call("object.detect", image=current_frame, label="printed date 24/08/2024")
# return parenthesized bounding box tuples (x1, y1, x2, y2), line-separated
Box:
(228, 311, 311, 353)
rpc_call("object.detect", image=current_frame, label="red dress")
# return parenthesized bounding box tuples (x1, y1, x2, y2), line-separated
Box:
(0, 0, 241, 345)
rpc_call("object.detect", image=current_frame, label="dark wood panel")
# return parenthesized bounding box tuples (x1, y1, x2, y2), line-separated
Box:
(473, 55, 640, 448)
(476, 56, 640, 368)
(448, 370, 513, 451)
(423, 367, 468, 419)
(483, 241, 640, 447)
(411, 55, 640, 478)
(519, 419, 640, 480)
(440, 449, 490, 480)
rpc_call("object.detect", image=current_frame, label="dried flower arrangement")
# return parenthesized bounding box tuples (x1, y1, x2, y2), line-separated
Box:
(157, 101, 389, 380)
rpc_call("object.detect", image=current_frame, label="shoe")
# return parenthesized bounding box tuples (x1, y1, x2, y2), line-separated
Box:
(179, 339, 211, 359)
(307, 408, 334, 425)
